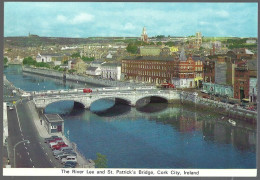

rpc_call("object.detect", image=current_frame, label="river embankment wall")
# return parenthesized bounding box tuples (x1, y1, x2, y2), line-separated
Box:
(22, 66, 145, 87)
(179, 96, 257, 124)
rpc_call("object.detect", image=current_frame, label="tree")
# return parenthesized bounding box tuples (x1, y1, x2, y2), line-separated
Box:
(94, 153, 107, 168)
(4, 57, 8, 65)
(156, 41, 163, 46)
(81, 56, 94, 62)
(68, 69, 76, 73)
(23, 57, 36, 66)
(53, 65, 60, 70)
(126, 43, 138, 54)
(71, 52, 81, 58)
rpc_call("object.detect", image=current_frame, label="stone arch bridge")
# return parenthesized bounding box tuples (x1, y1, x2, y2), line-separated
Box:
(31, 87, 198, 110)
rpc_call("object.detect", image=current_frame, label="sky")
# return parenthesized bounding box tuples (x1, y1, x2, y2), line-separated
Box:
(4, 2, 258, 38)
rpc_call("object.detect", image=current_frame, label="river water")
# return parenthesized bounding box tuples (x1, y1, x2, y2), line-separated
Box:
(4, 65, 256, 168)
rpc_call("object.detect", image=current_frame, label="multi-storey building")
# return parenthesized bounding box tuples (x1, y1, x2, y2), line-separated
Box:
(203, 59, 215, 83)
(101, 63, 121, 80)
(121, 56, 175, 84)
(172, 55, 195, 88)
(234, 61, 249, 100)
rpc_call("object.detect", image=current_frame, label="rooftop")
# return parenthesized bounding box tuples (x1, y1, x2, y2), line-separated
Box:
(44, 114, 64, 123)
(123, 56, 175, 61)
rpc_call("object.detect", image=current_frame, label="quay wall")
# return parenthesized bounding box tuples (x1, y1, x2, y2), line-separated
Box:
(22, 67, 145, 87)
(179, 95, 257, 124)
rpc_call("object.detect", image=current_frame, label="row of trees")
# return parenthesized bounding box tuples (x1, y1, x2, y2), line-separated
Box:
(71, 52, 95, 62)
(23, 57, 50, 68)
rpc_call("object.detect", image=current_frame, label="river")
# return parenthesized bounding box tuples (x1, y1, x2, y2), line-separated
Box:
(4, 65, 256, 169)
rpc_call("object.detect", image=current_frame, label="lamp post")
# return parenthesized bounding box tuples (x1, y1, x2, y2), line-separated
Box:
(14, 140, 30, 168)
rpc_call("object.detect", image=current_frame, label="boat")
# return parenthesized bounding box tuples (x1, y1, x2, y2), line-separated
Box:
(228, 119, 236, 126)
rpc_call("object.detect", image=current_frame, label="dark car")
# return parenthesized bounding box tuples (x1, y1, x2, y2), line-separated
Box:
(44, 136, 59, 143)
(63, 161, 77, 168)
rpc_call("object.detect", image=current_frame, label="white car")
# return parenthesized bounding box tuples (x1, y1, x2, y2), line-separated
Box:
(8, 106, 14, 110)
(61, 156, 77, 164)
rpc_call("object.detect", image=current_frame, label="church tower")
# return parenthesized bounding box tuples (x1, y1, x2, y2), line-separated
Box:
(141, 27, 148, 43)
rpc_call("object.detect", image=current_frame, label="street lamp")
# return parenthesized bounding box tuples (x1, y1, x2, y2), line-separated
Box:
(13, 140, 30, 168)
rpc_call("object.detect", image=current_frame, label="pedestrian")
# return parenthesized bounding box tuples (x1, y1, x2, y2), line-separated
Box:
(40, 119, 42, 125)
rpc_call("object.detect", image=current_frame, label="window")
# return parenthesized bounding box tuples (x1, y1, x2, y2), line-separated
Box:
(51, 125, 57, 129)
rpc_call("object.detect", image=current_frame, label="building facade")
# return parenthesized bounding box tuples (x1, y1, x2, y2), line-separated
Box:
(172, 56, 196, 88)
(203, 60, 215, 83)
(234, 61, 249, 100)
(140, 46, 161, 56)
(101, 63, 121, 80)
(121, 56, 175, 84)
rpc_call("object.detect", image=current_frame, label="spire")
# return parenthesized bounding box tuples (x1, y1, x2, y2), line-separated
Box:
(179, 48, 187, 61)
(142, 27, 147, 35)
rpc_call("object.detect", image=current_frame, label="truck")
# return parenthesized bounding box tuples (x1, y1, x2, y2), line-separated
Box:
(83, 88, 92, 93)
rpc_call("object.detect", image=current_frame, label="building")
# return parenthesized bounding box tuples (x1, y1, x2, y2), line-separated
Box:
(234, 61, 249, 100)
(101, 63, 121, 80)
(141, 27, 148, 43)
(203, 59, 215, 83)
(215, 61, 227, 85)
(192, 55, 204, 88)
(140, 46, 161, 56)
(36, 53, 61, 63)
(68, 59, 87, 74)
(172, 49, 196, 88)
(246, 39, 257, 44)
(121, 56, 175, 84)
(202, 83, 233, 98)
(195, 32, 202, 48)
(248, 60, 257, 103)
(86, 67, 101, 76)
(43, 114, 64, 134)
(226, 60, 236, 86)
(160, 47, 171, 56)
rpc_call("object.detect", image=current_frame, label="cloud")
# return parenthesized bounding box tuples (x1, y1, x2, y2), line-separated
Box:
(71, 13, 94, 24)
(215, 10, 229, 18)
(123, 23, 136, 30)
(57, 15, 67, 23)
(56, 13, 94, 24)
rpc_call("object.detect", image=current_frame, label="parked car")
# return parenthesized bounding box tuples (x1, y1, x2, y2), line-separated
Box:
(54, 150, 75, 158)
(49, 140, 64, 148)
(61, 156, 77, 164)
(60, 147, 73, 151)
(44, 136, 59, 143)
(57, 152, 77, 160)
(52, 143, 68, 150)
(63, 161, 77, 168)
(48, 137, 63, 144)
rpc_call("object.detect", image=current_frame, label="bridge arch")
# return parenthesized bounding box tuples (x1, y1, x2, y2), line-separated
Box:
(89, 96, 132, 109)
(134, 94, 169, 106)
(44, 100, 86, 114)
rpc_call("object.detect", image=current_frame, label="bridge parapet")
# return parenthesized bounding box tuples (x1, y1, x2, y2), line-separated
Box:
(32, 89, 182, 110)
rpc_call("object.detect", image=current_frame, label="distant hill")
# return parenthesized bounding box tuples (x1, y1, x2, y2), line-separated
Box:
(4, 36, 139, 48)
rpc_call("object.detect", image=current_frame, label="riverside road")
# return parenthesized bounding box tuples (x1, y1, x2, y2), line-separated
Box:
(4, 83, 64, 168)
